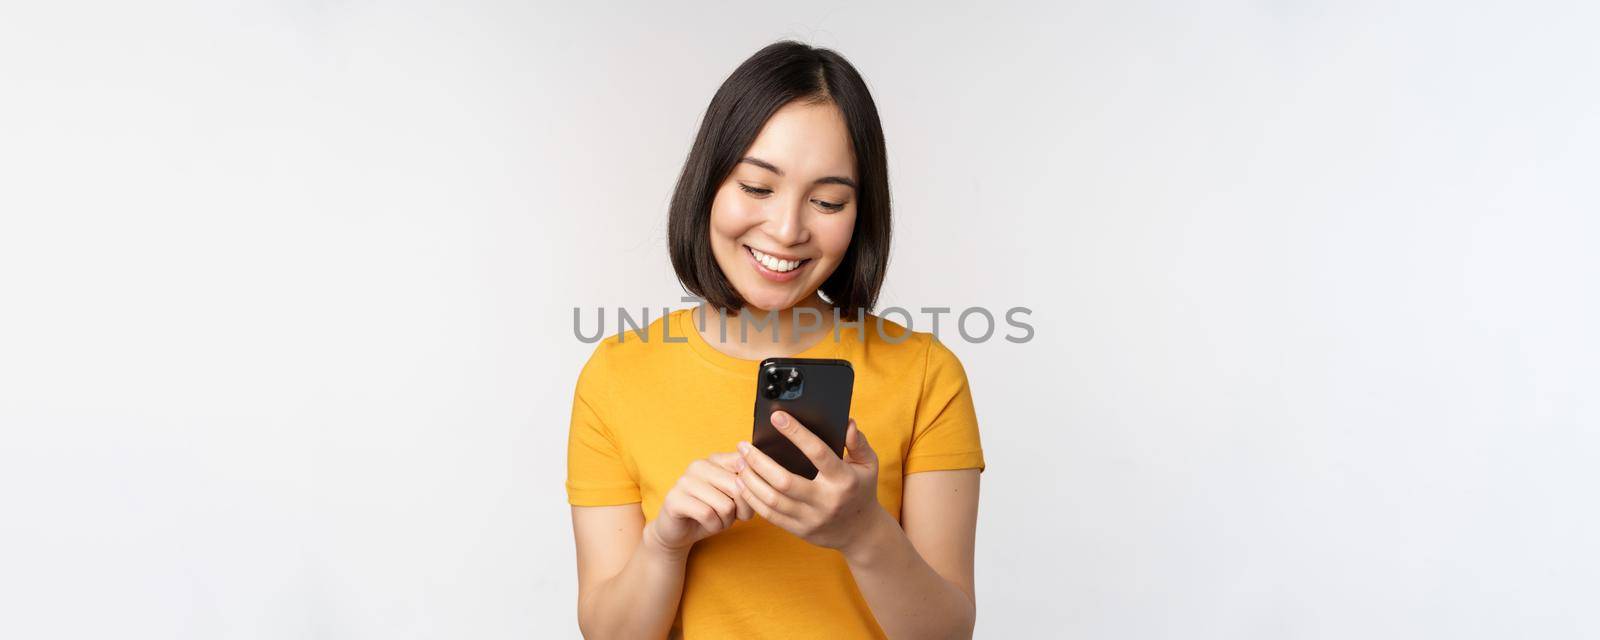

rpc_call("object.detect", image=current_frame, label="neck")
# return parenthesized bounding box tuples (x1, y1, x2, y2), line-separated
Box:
(692, 295, 837, 360)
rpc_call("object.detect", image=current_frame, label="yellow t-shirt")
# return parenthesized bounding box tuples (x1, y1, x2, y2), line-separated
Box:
(566, 307, 985, 639)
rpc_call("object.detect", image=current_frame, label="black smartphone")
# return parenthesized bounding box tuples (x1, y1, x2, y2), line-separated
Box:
(752, 358, 854, 480)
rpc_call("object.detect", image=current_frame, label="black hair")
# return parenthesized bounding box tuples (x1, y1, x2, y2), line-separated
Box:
(667, 40, 891, 317)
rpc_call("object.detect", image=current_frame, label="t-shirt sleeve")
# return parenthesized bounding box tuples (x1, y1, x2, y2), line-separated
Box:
(565, 343, 642, 506)
(904, 335, 986, 474)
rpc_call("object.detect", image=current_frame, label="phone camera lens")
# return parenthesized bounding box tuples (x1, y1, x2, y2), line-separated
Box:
(764, 366, 803, 398)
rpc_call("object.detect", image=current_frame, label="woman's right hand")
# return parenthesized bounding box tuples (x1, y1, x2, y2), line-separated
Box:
(644, 452, 754, 556)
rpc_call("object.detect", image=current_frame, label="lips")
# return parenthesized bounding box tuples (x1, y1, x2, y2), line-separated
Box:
(747, 246, 808, 272)
(744, 245, 811, 282)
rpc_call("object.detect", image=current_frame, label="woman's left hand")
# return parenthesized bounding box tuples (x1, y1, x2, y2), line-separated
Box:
(735, 411, 884, 552)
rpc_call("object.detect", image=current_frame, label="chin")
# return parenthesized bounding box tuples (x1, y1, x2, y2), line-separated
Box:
(737, 286, 802, 312)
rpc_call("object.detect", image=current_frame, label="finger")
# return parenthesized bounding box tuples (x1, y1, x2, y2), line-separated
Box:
(737, 476, 807, 532)
(735, 491, 754, 521)
(844, 419, 877, 465)
(692, 457, 747, 494)
(768, 411, 844, 477)
(724, 462, 756, 521)
(735, 463, 804, 517)
(738, 440, 813, 501)
(668, 491, 723, 533)
(689, 458, 754, 521)
(684, 481, 735, 531)
(707, 451, 744, 474)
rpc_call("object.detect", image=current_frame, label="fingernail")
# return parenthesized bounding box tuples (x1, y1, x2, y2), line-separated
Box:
(737, 441, 751, 454)
(734, 458, 746, 472)
(772, 412, 788, 428)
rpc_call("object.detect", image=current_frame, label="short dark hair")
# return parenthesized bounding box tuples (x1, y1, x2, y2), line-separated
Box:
(668, 41, 891, 317)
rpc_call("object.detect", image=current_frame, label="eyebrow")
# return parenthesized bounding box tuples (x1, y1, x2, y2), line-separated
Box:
(739, 156, 858, 190)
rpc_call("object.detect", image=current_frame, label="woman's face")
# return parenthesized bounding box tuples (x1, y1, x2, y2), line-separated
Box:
(708, 100, 858, 312)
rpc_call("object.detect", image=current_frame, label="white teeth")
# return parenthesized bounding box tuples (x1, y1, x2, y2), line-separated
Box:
(750, 247, 802, 273)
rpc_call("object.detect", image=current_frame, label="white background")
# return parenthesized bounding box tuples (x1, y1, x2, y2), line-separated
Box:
(2, 1, 1596, 638)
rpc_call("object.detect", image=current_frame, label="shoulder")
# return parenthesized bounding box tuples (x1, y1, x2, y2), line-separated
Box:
(575, 309, 690, 386)
(852, 311, 969, 379)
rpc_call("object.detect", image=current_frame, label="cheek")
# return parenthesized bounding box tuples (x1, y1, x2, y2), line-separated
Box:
(708, 189, 763, 240)
(816, 213, 857, 260)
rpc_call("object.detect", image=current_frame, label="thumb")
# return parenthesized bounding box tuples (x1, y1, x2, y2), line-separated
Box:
(844, 419, 876, 464)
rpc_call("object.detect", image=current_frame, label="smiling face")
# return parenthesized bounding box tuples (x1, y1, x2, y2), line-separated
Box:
(707, 100, 859, 312)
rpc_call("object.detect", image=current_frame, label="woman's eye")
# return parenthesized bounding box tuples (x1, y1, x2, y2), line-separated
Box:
(738, 183, 772, 197)
(813, 199, 845, 212)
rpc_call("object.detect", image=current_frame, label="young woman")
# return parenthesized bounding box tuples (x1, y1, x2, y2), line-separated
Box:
(567, 41, 985, 639)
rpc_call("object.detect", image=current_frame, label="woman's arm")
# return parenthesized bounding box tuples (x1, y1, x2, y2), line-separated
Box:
(571, 505, 687, 640)
(842, 469, 980, 639)
(734, 412, 980, 639)
(572, 454, 752, 639)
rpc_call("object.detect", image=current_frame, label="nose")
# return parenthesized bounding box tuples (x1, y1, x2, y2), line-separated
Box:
(766, 195, 811, 246)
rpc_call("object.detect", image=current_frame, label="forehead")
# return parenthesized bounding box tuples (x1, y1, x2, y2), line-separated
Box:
(742, 101, 856, 180)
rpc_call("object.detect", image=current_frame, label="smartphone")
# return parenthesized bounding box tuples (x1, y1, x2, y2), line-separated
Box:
(751, 358, 854, 480)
